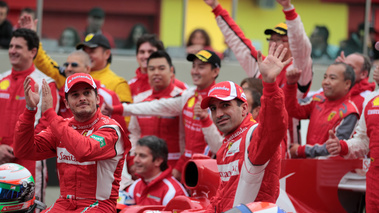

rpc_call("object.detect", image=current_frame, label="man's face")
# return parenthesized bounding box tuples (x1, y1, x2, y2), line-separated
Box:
(87, 16, 104, 33)
(244, 90, 253, 113)
(64, 82, 99, 122)
(134, 145, 162, 179)
(322, 64, 351, 101)
(147, 57, 173, 91)
(8, 37, 36, 71)
(209, 99, 247, 135)
(191, 58, 218, 90)
(137, 42, 158, 72)
(0, 6, 7, 25)
(64, 54, 91, 77)
(83, 46, 109, 71)
(268, 33, 291, 60)
(344, 54, 365, 82)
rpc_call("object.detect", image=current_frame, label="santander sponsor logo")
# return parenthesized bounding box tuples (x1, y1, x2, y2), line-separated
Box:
(59, 151, 78, 162)
(218, 160, 239, 182)
(57, 147, 95, 165)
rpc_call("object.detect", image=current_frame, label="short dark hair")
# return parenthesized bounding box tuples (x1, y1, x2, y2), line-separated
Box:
(137, 136, 168, 171)
(244, 88, 261, 110)
(0, 1, 8, 13)
(240, 77, 263, 94)
(186, 29, 211, 47)
(315, 26, 329, 41)
(147, 50, 173, 67)
(332, 62, 355, 90)
(136, 34, 164, 54)
(21, 7, 35, 18)
(12, 28, 39, 58)
(352, 52, 372, 76)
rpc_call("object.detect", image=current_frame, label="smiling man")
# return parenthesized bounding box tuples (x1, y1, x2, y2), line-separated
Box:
(128, 50, 184, 168)
(200, 43, 289, 213)
(285, 63, 359, 158)
(128, 34, 187, 102)
(126, 136, 188, 205)
(14, 73, 130, 212)
(103, 49, 223, 181)
(0, 28, 58, 206)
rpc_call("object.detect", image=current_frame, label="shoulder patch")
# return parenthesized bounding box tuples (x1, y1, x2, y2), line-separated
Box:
(90, 134, 106, 147)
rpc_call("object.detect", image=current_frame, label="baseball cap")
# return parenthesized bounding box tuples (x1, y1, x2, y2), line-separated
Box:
(89, 7, 105, 19)
(201, 81, 247, 109)
(64, 73, 97, 93)
(187, 49, 221, 68)
(264, 23, 288, 36)
(76, 33, 111, 50)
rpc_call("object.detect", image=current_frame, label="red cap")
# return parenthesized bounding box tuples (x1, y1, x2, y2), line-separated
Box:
(64, 73, 97, 93)
(201, 81, 247, 109)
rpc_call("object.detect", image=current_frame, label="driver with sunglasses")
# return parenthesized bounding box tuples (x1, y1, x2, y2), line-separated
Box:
(31, 49, 127, 131)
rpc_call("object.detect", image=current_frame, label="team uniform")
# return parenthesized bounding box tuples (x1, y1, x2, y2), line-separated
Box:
(349, 78, 376, 114)
(127, 167, 188, 205)
(114, 84, 223, 174)
(211, 4, 312, 147)
(128, 83, 184, 168)
(206, 82, 287, 213)
(14, 108, 131, 212)
(0, 65, 59, 205)
(128, 67, 187, 101)
(336, 90, 379, 212)
(284, 83, 359, 158)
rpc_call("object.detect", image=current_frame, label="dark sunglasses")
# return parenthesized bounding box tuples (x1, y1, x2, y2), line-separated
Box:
(63, 62, 79, 68)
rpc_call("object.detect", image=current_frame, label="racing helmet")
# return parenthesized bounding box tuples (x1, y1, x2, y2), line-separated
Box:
(0, 163, 36, 213)
(223, 202, 286, 213)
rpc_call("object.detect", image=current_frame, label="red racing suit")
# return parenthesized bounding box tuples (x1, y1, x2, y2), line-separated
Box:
(13, 108, 131, 212)
(337, 89, 379, 213)
(0, 65, 59, 204)
(114, 83, 223, 174)
(349, 78, 375, 114)
(127, 167, 188, 205)
(212, 4, 313, 147)
(206, 82, 287, 213)
(284, 83, 359, 158)
(129, 83, 184, 168)
(128, 67, 187, 101)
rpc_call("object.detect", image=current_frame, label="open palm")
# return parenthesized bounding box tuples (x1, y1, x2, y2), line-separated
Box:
(257, 43, 292, 83)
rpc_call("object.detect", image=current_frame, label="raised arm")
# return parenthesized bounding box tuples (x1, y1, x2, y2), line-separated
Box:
(204, 0, 261, 78)
(248, 43, 290, 164)
(278, 0, 313, 96)
(19, 14, 66, 89)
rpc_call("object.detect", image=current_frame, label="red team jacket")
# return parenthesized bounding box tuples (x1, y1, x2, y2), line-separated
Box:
(14, 108, 130, 212)
(207, 82, 287, 213)
(127, 167, 188, 205)
(133, 83, 183, 168)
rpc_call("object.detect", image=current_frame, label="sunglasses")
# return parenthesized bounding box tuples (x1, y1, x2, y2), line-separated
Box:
(63, 62, 79, 68)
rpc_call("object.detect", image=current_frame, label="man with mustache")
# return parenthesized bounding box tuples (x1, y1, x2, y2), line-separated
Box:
(14, 73, 130, 212)
(199, 43, 289, 212)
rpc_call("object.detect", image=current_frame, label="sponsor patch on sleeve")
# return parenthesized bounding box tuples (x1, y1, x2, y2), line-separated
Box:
(90, 134, 106, 148)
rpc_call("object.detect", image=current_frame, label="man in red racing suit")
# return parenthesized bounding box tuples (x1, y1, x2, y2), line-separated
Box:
(201, 43, 289, 212)
(326, 66, 379, 213)
(14, 73, 131, 212)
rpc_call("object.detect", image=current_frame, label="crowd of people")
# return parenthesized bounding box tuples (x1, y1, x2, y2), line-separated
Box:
(0, 0, 379, 212)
